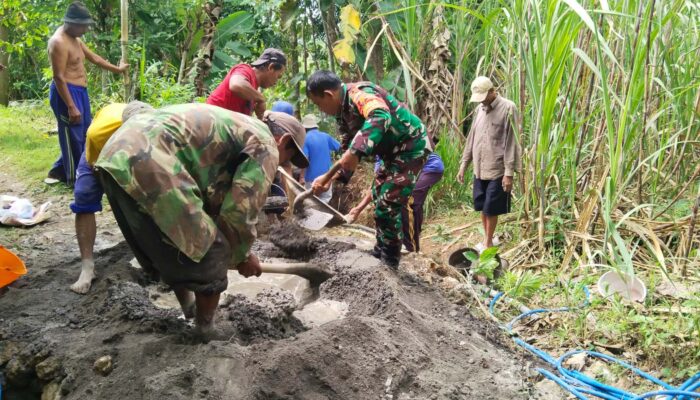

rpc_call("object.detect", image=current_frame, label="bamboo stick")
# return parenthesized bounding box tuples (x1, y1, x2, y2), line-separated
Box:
(120, 0, 130, 100)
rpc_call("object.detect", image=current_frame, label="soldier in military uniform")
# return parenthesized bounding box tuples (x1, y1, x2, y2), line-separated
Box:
(96, 104, 308, 338)
(306, 70, 430, 268)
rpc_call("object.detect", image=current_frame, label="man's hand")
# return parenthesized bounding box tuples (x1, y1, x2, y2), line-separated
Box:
(502, 176, 513, 193)
(312, 174, 332, 196)
(236, 253, 262, 278)
(68, 105, 82, 125)
(0, 63, 5, 71)
(457, 165, 466, 185)
(254, 100, 266, 119)
(117, 61, 129, 73)
(345, 207, 362, 224)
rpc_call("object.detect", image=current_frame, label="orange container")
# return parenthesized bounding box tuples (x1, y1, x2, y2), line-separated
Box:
(0, 245, 27, 288)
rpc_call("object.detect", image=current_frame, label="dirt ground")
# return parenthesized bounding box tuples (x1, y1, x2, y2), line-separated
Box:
(0, 170, 565, 399)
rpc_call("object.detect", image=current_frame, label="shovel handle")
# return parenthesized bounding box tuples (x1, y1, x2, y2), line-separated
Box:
(259, 262, 314, 274)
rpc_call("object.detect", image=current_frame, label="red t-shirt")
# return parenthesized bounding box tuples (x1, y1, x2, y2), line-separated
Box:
(206, 64, 258, 115)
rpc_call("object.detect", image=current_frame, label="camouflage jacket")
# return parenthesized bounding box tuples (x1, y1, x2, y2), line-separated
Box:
(96, 104, 278, 265)
(337, 82, 430, 162)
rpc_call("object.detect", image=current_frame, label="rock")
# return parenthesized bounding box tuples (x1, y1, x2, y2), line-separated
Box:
(36, 356, 63, 381)
(563, 352, 587, 371)
(41, 381, 62, 400)
(0, 341, 20, 366)
(93, 355, 113, 376)
(532, 377, 568, 400)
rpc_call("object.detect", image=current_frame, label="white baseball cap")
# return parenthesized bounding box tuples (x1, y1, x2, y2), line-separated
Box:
(469, 76, 494, 103)
(301, 114, 319, 130)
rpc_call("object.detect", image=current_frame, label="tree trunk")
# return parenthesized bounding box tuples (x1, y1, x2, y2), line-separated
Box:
(193, 1, 222, 97)
(290, 20, 300, 113)
(416, 5, 453, 140)
(320, 0, 338, 72)
(0, 23, 9, 106)
(365, 14, 384, 81)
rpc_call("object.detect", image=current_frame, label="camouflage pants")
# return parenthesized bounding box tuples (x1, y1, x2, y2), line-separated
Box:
(372, 154, 427, 249)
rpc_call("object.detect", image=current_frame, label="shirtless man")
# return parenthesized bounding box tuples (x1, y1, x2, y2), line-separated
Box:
(46, 2, 128, 186)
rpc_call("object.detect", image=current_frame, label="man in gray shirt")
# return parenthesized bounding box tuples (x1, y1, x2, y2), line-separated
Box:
(457, 76, 521, 253)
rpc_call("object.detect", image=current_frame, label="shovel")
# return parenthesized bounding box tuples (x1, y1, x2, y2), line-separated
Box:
(260, 262, 334, 286)
(277, 168, 347, 231)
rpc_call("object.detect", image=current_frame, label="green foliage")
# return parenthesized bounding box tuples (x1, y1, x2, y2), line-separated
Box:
(424, 134, 471, 215)
(0, 1, 63, 55)
(463, 247, 499, 280)
(496, 271, 543, 301)
(431, 224, 453, 244)
(140, 62, 196, 107)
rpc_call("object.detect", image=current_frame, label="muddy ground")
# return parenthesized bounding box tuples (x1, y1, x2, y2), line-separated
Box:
(0, 170, 564, 399)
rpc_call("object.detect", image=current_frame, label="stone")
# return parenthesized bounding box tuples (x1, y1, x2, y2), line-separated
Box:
(0, 341, 20, 366)
(93, 355, 113, 376)
(36, 356, 63, 381)
(41, 381, 62, 400)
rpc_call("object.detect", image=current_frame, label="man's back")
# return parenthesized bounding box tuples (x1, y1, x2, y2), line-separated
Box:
(48, 27, 87, 87)
(97, 104, 278, 261)
(303, 129, 340, 182)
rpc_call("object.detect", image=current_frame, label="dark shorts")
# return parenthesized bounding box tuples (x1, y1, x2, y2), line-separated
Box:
(99, 171, 231, 295)
(70, 152, 104, 214)
(473, 176, 510, 216)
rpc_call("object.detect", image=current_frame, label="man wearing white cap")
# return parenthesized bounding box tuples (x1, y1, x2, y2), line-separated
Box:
(457, 76, 521, 257)
(298, 114, 341, 203)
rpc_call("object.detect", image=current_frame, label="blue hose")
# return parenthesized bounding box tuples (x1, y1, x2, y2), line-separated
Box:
(537, 367, 590, 399)
(489, 287, 698, 400)
(631, 391, 700, 400)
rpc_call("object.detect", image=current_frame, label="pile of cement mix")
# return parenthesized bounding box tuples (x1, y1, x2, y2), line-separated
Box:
(268, 222, 319, 259)
(0, 238, 539, 399)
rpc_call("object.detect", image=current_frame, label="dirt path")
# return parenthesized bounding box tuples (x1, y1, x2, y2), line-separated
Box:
(0, 171, 562, 399)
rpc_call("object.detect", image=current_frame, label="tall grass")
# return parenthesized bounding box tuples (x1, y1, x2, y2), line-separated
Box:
(389, 0, 699, 276)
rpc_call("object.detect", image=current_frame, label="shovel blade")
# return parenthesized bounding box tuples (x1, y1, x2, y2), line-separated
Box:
(296, 208, 334, 231)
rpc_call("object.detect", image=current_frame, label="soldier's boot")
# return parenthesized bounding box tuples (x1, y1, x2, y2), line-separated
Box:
(381, 245, 401, 270)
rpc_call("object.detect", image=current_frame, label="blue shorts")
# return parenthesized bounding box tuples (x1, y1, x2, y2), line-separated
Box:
(70, 152, 103, 214)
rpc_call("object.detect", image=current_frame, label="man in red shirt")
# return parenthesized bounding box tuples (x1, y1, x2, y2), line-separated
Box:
(206, 48, 286, 118)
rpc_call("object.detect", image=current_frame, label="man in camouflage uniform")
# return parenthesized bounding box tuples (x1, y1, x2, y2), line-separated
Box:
(306, 70, 430, 268)
(96, 104, 308, 338)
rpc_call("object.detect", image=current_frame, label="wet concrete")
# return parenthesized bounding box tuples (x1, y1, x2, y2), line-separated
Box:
(1, 236, 537, 400)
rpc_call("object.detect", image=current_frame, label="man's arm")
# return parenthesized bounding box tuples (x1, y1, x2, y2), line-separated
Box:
(346, 189, 372, 223)
(311, 150, 359, 195)
(228, 75, 265, 103)
(80, 41, 128, 73)
(49, 40, 81, 124)
(457, 113, 478, 184)
(503, 105, 521, 178)
(216, 155, 273, 267)
(229, 74, 266, 118)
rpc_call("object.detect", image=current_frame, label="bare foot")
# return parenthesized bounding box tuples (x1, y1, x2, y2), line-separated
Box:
(70, 260, 95, 294)
(194, 323, 228, 342)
